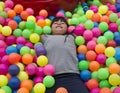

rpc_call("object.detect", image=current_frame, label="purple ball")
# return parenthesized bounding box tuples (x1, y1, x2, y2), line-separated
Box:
(90, 5, 98, 13)
(1, 55, 10, 66)
(96, 54, 106, 64)
(90, 88, 100, 93)
(74, 24, 85, 36)
(92, 27, 101, 37)
(34, 43, 46, 56)
(34, 76, 43, 84)
(5, 35, 16, 45)
(0, 16, 5, 25)
(109, 23, 118, 32)
(0, 64, 8, 75)
(113, 87, 120, 93)
(16, 36, 26, 45)
(36, 67, 45, 77)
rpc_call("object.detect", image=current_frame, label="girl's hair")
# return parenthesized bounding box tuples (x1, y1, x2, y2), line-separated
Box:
(50, 17, 69, 27)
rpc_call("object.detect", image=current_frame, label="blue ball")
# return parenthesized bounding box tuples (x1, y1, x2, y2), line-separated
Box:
(49, 16, 55, 20)
(16, 44, 24, 53)
(8, 64, 20, 76)
(8, 77, 20, 90)
(114, 32, 120, 37)
(80, 70, 91, 81)
(115, 47, 120, 61)
(114, 36, 120, 46)
(94, 22, 99, 27)
(6, 46, 18, 55)
(13, 15, 22, 24)
(77, 53, 86, 61)
(81, 2, 88, 7)
(116, 3, 120, 12)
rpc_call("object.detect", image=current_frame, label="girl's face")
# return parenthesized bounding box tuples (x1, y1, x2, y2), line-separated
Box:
(51, 20, 68, 35)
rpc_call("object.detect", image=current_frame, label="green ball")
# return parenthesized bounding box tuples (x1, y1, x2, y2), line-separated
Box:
(99, 80, 111, 88)
(70, 18, 79, 26)
(75, 36, 85, 46)
(118, 26, 120, 32)
(13, 29, 22, 37)
(43, 26, 51, 34)
(43, 76, 55, 88)
(97, 36, 108, 45)
(19, 21, 26, 30)
(65, 11, 72, 18)
(97, 68, 109, 80)
(1, 86, 12, 93)
(34, 26, 43, 35)
(104, 31, 114, 41)
(26, 20, 35, 30)
(78, 16, 87, 23)
(98, 22, 108, 32)
(22, 29, 32, 39)
(72, 14, 80, 18)
(77, 10, 84, 16)
(0, 11, 8, 18)
(106, 57, 117, 66)
(20, 46, 31, 55)
(109, 13, 118, 22)
(91, 71, 100, 81)
(84, 20, 94, 30)
(78, 60, 89, 70)
(116, 19, 120, 26)
(92, 0, 101, 7)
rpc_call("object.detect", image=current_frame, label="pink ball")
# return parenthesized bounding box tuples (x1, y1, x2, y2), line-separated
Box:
(74, 24, 85, 35)
(0, 34, 5, 40)
(25, 8, 34, 15)
(36, 67, 45, 77)
(90, 5, 98, 13)
(113, 87, 120, 93)
(83, 30, 93, 41)
(4, 7, 11, 12)
(43, 64, 55, 75)
(0, 16, 5, 25)
(16, 36, 26, 45)
(0, 64, 8, 75)
(56, 12, 65, 17)
(33, 56, 37, 63)
(90, 88, 100, 93)
(34, 76, 43, 84)
(5, 35, 16, 45)
(67, 26, 75, 33)
(92, 28, 101, 37)
(4, 18, 12, 25)
(1, 55, 10, 66)
(96, 54, 106, 64)
(87, 40, 96, 50)
(25, 42, 34, 49)
(25, 64, 37, 75)
(5, 0, 14, 8)
(118, 12, 120, 18)
(0, 40, 7, 48)
(109, 5, 117, 13)
(109, 23, 118, 32)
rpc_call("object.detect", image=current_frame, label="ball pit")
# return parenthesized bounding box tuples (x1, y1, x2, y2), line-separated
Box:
(0, 0, 120, 93)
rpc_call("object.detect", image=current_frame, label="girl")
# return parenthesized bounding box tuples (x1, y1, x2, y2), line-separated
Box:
(41, 17, 89, 93)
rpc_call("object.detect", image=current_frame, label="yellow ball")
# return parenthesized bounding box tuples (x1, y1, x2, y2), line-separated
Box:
(109, 74, 120, 86)
(105, 47, 116, 57)
(37, 55, 48, 67)
(98, 5, 108, 15)
(27, 15, 36, 22)
(16, 63, 25, 71)
(34, 83, 46, 93)
(68, 19, 71, 25)
(45, 19, 51, 26)
(2, 26, 12, 36)
(0, 2, 5, 9)
(0, 25, 2, 33)
(17, 71, 29, 81)
(0, 89, 6, 93)
(30, 33, 40, 43)
(0, 6, 3, 12)
(86, 10, 94, 19)
(31, 49, 36, 56)
(0, 75, 8, 87)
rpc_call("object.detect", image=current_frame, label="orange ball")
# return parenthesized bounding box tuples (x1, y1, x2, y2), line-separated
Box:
(91, 13, 101, 22)
(14, 4, 24, 14)
(100, 88, 112, 93)
(106, 10, 113, 16)
(37, 19, 46, 27)
(39, 9, 48, 18)
(17, 87, 29, 93)
(20, 11, 29, 20)
(108, 63, 120, 74)
(95, 44, 106, 54)
(20, 80, 33, 91)
(100, 15, 109, 23)
(86, 79, 99, 90)
(7, 9, 16, 18)
(107, 40, 116, 47)
(22, 54, 33, 65)
(8, 53, 21, 64)
(89, 61, 100, 72)
(55, 87, 68, 93)
(77, 45, 88, 54)
(86, 50, 96, 61)
(6, 73, 12, 80)
(8, 20, 18, 30)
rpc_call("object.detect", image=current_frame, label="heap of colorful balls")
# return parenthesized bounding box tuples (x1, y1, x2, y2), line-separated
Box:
(0, 0, 120, 93)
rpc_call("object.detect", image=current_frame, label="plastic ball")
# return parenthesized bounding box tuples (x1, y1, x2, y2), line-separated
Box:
(43, 26, 51, 34)
(107, 40, 116, 47)
(80, 70, 91, 81)
(20, 46, 31, 55)
(98, 22, 108, 32)
(96, 54, 106, 64)
(0, 40, 7, 48)
(7, 10, 16, 18)
(95, 44, 106, 54)
(86, 50, 96, 61)
(25, 42, 34, 49)
(0, 47, 6, 57)
(90, 5, 98, 13)
(55, 87, 68, 93)
(56, 12, 65, 17)
(109, 13, 118, 22)
(97, 36, 107, 45)
(39, 9, 48, 18)
(108, 63, 120, 74)
(84, 20, 94, 30)
(1, 86, 12, 93)
(20, 11, 29, 20)
(65, 11, 72, 18)
(92, 27, 101, 37)
(2, 26, 12, 36)
(8, 53, 21, 64)
(17, 87, 29, 93)
(113, 87, 120, 93)
(0, 75, 8, 87)
(5, 35, 16, 45)
(29, 33, 40, 43)
(78, 60, 89, 70)
(90, 88, 100, 93)
(37, 19, 46, 27)
(104, 31, 114, 41)
(106, 57, 117, 67)
(99, 80, 111, 88)
(25, 8, 34, 15)
(70, 18, 79, 26)
(13, 15, 22, 24)
(34, 26, 43, 35)
(8, 64, 20, 76)
(13, 29, 22, 37)
(105, 47, 116, 57)
(26, 20, 35, 30)
(74, 24, 85, 35)
(34, 76, 43, 84)
(1, 55, 10, 66)
(109, 23, 118, 32)
(16, 44, 24, 53)
(37, 55, 48, 67)
(17, 71, 29, 81)
(33, 83, 46, 93)
(99, 88, 112, 93)
(0, 16, 5, 25)
(77, 45, 88, 54)
(22, 54, 33, 65)
(109, 74, 120, 86)
(86, 10, 94, 19)
(27, 15, 36, 22)
(22, 29, 32, 39)
(100, 15, 109, 23)
(18, 21, 26, 30)
(83, 30, 93, 41)
(77, 53, 86, 61)
(75, 36, 85, 46)
(89, 61, 100, 72)
(16, 36, 26, 45)
(0, 89, 6, 93)
(98, 5, 108, 14)
(0, 64, 8, 75)
(91, 13, 101, 22)
(36, 67, 45, 77)
(43, 64, 55, 75)
(6, 46, 17, 55)
(5, 0, 14, 8)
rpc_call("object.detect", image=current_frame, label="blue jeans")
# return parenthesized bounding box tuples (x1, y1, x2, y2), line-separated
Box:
(45, 73, 89, 93)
